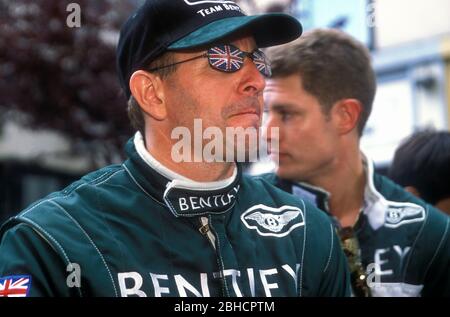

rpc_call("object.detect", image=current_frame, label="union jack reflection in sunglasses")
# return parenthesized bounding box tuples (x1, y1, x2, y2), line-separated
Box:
(338, 227, 372, 297)
(148, 44, 272, 77)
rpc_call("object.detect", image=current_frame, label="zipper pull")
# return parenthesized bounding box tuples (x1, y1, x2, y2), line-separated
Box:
(199, 223, 210, 235)
(198, 217, 216, 250)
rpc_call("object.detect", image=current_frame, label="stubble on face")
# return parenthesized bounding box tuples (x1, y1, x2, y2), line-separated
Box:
(164, 73, 262, 161)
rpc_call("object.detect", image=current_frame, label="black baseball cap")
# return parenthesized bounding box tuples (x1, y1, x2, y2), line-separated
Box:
(117, 0, 303, 99)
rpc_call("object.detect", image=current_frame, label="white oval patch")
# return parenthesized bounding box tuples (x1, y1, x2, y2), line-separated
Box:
(241, 204, 305, 238)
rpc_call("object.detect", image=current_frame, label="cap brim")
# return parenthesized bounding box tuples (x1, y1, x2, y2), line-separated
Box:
(168, 13, 302, 50)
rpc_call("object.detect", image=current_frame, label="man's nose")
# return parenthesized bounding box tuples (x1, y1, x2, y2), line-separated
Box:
(238, 58, 266, 96)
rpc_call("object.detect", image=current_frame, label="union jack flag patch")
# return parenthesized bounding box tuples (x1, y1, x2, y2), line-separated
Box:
(0, 275, 32, 297)
(208, 45, 244, 72)
(252, 50, 272, 77)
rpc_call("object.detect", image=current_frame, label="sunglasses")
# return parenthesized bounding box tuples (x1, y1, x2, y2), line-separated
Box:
(338, 227, 372, 297)
(148, 44, 272, 77)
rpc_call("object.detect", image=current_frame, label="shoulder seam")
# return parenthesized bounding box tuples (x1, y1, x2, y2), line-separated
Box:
(92, 168, 125, 188)
(401, 205, 429, 281)
(323, 223, 334, 273)
(298, 198, 306, 297)
(422, 216, 449, 281)
(49, 200, 119, 297)
(15, 218, 83, 297)
(19, 168, 123, 219)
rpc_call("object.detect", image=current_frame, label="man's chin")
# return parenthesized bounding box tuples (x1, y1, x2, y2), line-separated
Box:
(275, 165, 298, 181)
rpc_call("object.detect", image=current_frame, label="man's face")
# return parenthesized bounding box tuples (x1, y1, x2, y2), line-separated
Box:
(161, 35, 266, 161)
(264, 74, 339, 182)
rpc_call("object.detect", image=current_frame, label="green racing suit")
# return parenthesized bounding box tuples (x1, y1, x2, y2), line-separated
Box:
(0, 133, 351, 297)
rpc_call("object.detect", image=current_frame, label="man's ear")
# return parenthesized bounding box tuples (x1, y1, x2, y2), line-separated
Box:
(332, 99, 362, 135)
(129, 70, 167, 121)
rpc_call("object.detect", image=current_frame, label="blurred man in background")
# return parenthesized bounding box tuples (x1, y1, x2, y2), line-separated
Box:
(389, 130, 450, 215)
(260, 29, 450, 296)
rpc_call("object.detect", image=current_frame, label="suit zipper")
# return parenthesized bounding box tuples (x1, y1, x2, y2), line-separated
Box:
(198, 216, 230, 296)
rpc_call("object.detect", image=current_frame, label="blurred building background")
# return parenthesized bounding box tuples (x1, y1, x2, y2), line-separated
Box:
(1, 0, 449, 222)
